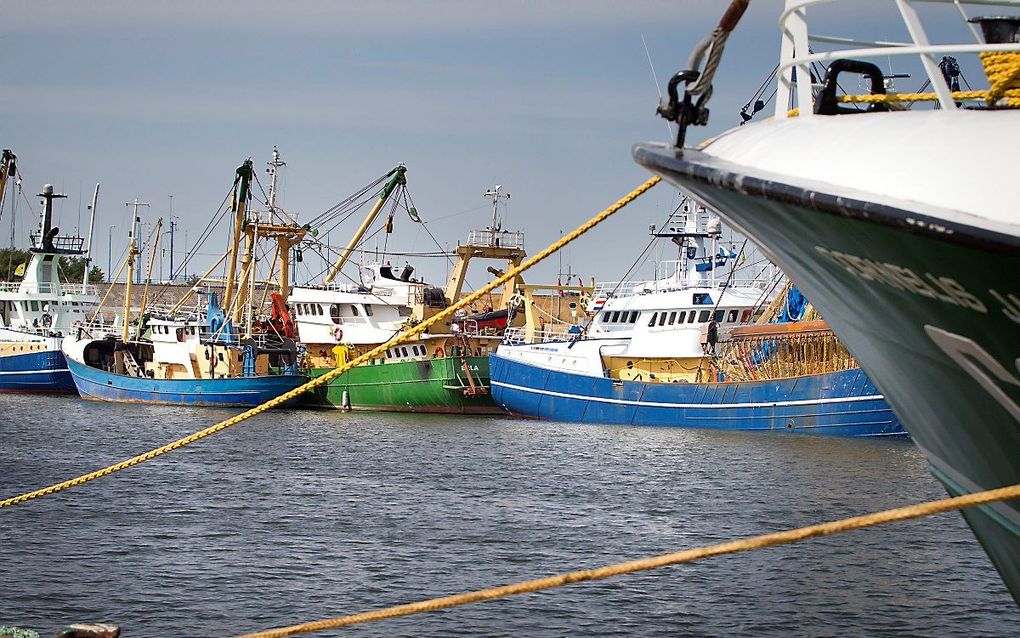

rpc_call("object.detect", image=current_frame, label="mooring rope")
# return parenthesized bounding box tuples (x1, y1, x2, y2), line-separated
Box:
(234, 482, 1020, 638)
(0, 176, 661, 510)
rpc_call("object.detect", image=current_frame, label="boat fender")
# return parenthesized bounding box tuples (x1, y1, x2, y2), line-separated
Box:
(435, 346, 445, 358)
(333, 326, 343, 342)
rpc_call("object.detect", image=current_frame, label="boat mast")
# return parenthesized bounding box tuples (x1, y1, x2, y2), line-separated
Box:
(0, 151, 15, 232)
(82, 183, 100, 286)
(322, 164, 406, 285)
(484, 184, 509, 232)
(139, 217, 163, 322)
(122, 199, 148, 341)
(36, 184, 67, 251)
(223, 159, 253, 315)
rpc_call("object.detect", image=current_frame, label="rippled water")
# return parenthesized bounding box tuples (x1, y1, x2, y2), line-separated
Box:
(1, 394, 1016, 636)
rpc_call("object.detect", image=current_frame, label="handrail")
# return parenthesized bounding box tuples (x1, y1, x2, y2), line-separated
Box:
(776, 0, 1020, 118)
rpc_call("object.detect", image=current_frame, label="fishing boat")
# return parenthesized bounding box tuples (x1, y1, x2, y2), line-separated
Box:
(0, 150, 101, 393)
(490, 202, 905, 437)
(291, 170, 522, 413)
(62, 157, 306, 407)
(634, 0, 1019, 601)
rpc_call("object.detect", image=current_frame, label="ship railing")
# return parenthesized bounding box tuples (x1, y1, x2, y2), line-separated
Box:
(776, 0, 1020, 119)
(196, 331, 285, 347)
(465, 229, 525, 250)
(29, 234, 85, 253)
(0, 281, 99, 296)
(590, 274, 773, 308)
(504, 325, 580, 345)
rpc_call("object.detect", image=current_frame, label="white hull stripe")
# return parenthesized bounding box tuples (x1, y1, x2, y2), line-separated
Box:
(491, 380, 884, 409)
(0, 368, 69, 375)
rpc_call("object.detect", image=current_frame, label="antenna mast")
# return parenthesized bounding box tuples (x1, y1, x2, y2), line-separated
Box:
(484, 184, 510, 231)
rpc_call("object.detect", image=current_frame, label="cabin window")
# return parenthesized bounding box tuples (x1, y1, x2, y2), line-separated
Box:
(647, 313, 657, 327)
(728, 309, 739, 323)
(350, 305, 360, 317)
(607, 311, 616, 322)
(713, 309, 724, 322)
(177, 328, 185, 342)
(668, 311, 677, 325)
(678, 311, 687, 323)
(658, 313, 667, 327)
(386, 349, 391, 359)
(217, 352, 224, 362)
(400, 347, 408, 357)
(364, 304, 373, 317)
(330, 304, 341, 325)
(698, 310, 710, 323)
(693, 293, 713, 305)
(741, 309, 752, 322)
(30, 301, 39, 311)
(629, 312, 638, 324)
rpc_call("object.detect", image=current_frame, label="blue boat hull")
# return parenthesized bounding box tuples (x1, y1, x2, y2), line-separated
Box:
(0, 349, 77, 394)
(489, 353, 905, 437)
(66, 358, 307, 407)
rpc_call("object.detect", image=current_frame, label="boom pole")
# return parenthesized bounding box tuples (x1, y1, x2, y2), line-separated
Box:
(83, 183, 100, 286)
(223, 159, 253, 313)
(322, 164, 406, 285)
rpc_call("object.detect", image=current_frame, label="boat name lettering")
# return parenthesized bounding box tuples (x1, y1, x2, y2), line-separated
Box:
(814, 246, 987, 313)
(988, 289, 1020, 325)
(925, 325, 1020, 424)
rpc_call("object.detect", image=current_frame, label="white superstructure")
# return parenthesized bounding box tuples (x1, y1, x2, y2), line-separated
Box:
(499, 205, 773, 382)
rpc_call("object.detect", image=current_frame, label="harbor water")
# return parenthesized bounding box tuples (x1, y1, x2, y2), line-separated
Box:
(1, 394, 1015, 637)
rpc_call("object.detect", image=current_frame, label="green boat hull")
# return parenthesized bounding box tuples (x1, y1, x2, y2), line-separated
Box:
(302, 355, 502, 414)
(636, 144, 1020, 605)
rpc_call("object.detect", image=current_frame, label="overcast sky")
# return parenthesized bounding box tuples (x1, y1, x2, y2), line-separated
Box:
(0, 1, 984, 288)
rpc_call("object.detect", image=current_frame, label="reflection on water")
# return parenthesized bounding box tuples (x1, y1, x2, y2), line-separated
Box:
(0, 395, 1014, 636)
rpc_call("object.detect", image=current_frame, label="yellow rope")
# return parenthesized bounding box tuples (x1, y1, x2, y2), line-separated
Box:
(981, 50, 1020, 104)
(235, 482, 1020, 638)
(0, 176, 661, 510)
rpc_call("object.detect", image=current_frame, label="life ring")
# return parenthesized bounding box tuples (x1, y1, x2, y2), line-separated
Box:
(434, 346, 445, 358)
(333, 326, 343, 342)
(40, 313, 52, 328)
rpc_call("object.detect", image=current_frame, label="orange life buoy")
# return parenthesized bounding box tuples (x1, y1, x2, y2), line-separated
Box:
(333, 326, 344, 342)
(434, 346, 445, 358)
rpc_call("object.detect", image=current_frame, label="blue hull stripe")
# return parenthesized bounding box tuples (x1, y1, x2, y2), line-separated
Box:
(66, 358, 307, 407)
(489, 354, 906, 437)
(0, 349, 77, 394)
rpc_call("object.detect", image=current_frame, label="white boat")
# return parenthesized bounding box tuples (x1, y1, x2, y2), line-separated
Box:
(0, 153, 100, 393)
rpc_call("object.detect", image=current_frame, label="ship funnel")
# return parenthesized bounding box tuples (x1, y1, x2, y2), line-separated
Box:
(36, 183, 67, 251)
(969, 16, 1020, 43)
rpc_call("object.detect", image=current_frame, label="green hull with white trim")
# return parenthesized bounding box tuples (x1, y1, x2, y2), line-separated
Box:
(302, 355, 501, 414)
(636, 143, 1020, 605)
